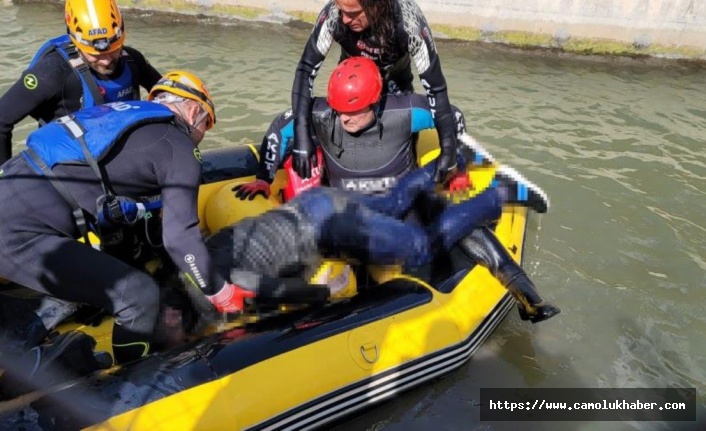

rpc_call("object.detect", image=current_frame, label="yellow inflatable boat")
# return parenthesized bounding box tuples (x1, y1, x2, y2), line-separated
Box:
(1, 131, 531, 431)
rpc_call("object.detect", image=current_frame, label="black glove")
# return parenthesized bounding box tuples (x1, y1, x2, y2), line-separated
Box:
(433, 141, 459, 184)
(228, 270, 329, 307)
(292, 118, 317, 179)
(257, 276, 330, 305)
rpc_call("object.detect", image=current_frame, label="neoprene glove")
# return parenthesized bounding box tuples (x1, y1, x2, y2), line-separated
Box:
(232, 179, 271, 201)
(433, 138, 459, 184)
(292, 118, 317, 179)
(206, 282, 256, 314)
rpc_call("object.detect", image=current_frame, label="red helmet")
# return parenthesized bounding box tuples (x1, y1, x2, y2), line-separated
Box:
(327, 57, 382, 113)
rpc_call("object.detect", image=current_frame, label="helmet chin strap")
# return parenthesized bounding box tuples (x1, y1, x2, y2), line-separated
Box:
(153, 93, 207, 143)
(189, 110, 209, 144)
(193, 109, 209, 129)
(172, 101, 206, 142)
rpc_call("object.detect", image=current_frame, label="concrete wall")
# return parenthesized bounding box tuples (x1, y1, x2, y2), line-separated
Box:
(23, 0, 706, 59)
(417, 0, 706, 46)
(222, 0, 706, 55)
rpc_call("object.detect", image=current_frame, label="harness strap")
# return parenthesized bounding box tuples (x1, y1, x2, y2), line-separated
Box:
(121, 50, 141, 94)
(64, 43, 105, 107)
(58, 118, 113, 197)
(24, 148, 93, 246)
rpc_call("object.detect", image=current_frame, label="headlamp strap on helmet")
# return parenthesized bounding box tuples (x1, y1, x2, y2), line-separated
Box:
(161, 79, 213, 111)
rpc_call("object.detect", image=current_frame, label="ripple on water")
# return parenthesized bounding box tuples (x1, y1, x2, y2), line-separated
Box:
(611, 304, 706, 393)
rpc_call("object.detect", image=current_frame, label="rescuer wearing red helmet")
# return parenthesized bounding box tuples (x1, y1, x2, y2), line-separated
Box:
(325, 56, 383, 134)
(234, 56, 450, 197)
(234, 57, 560, 324)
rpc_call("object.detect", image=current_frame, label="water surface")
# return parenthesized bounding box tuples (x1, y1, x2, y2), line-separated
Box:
(1, 4, 704, 430)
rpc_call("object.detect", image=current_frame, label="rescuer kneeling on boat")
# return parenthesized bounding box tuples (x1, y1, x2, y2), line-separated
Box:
(0, 71, 219, 368)
(235, 57, 560, 324)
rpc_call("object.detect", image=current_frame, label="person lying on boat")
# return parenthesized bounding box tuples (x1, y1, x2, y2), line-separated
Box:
(0, 71, 216, 366)
(208, 156, 515, 316)
(0, 0, 162, 165)
(290, 0, 459, 185)
(233, 56, 560, 324)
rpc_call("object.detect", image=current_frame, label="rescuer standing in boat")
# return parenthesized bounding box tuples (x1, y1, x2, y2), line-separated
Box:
(290, 0, 459, 186)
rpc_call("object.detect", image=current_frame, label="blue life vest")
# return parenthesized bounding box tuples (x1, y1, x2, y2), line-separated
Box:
(100, 64, 137, 103)
(22, 101, 173, 242)
(29, 35, 138, 109)
(25, 100, 174, 170)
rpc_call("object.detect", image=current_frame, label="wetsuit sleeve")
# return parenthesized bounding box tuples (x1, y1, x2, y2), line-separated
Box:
(122, 46, 162, 90)
(157, 130, 224, 294)
(291, 3, 337, 163)
(0, 59, 65, 163)
(400, 2, 458, 163)
(255, 109, 295, 182)
(451, 104, 467, 136)
(409, 93, 435, 133)
(409, 95, 466, 137)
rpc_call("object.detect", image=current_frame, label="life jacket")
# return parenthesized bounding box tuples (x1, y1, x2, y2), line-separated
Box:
(29, 35, 139, 112)
(22, 101, 174, 243)
(311, 96, 417, 194)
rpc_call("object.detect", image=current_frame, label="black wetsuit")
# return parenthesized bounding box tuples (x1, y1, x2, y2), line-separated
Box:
(291, 0, 458, 177)
(0, 44, 161, 163)
(0, 110, 216, 363)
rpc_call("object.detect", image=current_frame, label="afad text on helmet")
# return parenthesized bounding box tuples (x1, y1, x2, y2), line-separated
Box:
(88, 28, 109, 36)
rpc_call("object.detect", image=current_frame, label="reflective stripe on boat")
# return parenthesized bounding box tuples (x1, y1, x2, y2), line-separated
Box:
(251, 293, 515, 431)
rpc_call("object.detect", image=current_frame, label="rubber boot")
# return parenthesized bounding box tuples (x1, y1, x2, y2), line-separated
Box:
(112, 323, 152, 365)
(497, 262, 561, 323)
(458, 226, 560, 323)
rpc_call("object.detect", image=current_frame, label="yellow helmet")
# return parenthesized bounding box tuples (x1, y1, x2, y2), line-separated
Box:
(148, 70, 216, 130)
(65, 0, 125, 55)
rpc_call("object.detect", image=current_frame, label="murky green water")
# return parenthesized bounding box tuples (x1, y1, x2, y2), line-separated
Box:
(1, 3, 705, 430)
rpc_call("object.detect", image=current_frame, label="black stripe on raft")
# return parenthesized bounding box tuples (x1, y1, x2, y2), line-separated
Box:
(251, 294, 515, 431)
